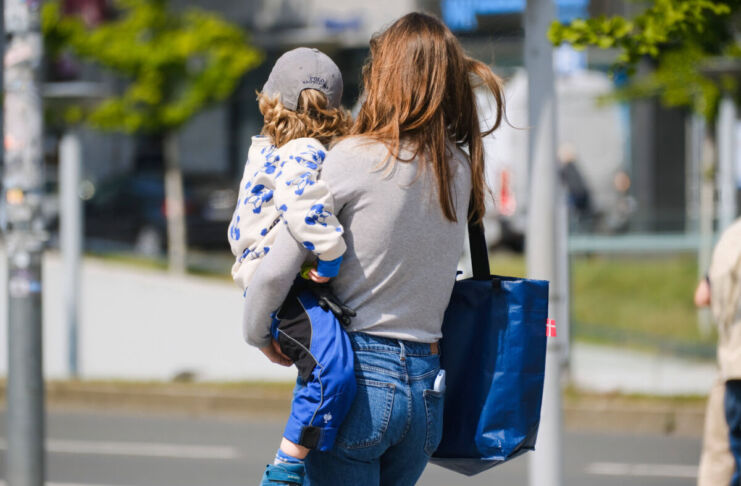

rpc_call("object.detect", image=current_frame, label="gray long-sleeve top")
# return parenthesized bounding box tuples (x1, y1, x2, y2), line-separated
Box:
(243, 136, 472, 349)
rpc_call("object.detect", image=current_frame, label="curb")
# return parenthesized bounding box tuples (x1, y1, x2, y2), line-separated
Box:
(1, 381, 292, 419)
(564, 404, 705, 437)
(0, 381, 707, 436)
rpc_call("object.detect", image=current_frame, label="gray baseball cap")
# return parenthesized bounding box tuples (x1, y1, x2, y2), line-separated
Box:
(262, 47, 343, 111)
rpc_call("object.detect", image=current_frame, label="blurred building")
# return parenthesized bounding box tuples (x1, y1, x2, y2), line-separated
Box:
(437, 0, 691, 235)
(51, 0, 697, 246)
(51, 0, 428, 182)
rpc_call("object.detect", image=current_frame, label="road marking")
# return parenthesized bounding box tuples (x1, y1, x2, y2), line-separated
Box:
(0, 438, 239, 460)
(0, 482, 119, 486)
(586, 462, 698, 479)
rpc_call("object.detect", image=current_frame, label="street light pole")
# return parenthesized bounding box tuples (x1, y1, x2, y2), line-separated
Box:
(3, 0, 46, 484)
(60, 130, 82, 378)
(45, 80, 108, 379)
(525, 0, 564, 485)
(717, 95, 738, 232)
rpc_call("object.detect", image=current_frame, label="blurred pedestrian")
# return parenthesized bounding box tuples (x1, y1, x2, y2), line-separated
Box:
(243, 12, 506, 486)
(558, 143, 593, 225)
(696, 217, 741, 486)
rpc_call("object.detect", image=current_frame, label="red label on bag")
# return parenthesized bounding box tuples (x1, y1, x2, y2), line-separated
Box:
(546, 319, 557, 337)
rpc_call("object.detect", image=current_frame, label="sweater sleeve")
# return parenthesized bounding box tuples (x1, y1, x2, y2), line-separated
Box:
(227, 158, 253, 259)
(242, 225, 309, 348)
(274, 140, 346, 265)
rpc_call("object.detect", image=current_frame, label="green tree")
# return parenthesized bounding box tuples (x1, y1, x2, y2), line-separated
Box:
(43, 0, 263, 273)
(548, 0, 741, 120)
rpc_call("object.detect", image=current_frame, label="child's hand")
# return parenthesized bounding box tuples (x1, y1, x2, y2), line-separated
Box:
(260, 339, 293, 367)
(308, 268, 330, 284)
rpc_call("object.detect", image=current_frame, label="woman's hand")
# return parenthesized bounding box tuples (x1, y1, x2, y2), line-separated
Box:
(260, 339, 293, 367)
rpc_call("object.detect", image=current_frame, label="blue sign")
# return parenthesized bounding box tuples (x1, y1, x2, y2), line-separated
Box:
(442, 0, 589, 31)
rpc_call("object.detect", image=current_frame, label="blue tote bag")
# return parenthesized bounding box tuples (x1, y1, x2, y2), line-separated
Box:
(430, 221, 549, 476)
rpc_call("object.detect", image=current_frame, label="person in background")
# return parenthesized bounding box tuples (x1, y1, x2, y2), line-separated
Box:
(557, 143, 594, 231)
(695, 217, 741, 486)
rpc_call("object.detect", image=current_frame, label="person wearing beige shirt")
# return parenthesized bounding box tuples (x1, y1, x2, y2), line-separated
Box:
(696, 218, 741, 486)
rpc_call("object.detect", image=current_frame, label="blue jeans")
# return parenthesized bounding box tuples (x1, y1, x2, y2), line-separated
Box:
(726, 380, 741, 486)
(303, 332, 444, 486)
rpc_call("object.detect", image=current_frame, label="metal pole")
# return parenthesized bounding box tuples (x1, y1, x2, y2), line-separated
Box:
(698, 120, 714, 336)
(717, 95, 738, 232)
(525, 0, 563, 485)
(555, 188, 569, 369)
(686, 113, 704, 235)
(3, 0, 46, 484)
(60, 130, 82, 378)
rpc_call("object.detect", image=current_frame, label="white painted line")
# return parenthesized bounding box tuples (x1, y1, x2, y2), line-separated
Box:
(586, 462, 698, 479)
(0, 482, 120, 486)
(0, 438, 239, 460)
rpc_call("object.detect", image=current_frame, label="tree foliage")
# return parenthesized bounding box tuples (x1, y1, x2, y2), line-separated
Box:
(548, 0, 741, 119)
(42, 0, 263, 133)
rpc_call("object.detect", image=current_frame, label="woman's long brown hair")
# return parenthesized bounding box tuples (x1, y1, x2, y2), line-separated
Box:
(353, 12, 505, 223)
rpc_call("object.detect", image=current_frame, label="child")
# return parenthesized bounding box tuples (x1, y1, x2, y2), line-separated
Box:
(227, 47, 356, 486)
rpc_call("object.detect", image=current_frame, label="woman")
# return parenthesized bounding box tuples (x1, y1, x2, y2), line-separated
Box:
(243, 12, 505, 486)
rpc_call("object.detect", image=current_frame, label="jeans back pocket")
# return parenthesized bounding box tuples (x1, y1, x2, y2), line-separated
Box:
(423, 389, 445, 456)
(336, 379, 395, 450)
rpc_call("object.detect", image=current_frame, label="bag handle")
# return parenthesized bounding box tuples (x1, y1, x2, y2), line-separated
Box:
(468, 218, 491, 281)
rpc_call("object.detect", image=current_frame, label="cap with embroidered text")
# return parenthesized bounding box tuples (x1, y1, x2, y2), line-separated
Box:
(262, 47, 343, 111)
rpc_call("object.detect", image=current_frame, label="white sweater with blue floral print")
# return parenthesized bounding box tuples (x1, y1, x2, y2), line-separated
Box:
(228, 136, 346, 291)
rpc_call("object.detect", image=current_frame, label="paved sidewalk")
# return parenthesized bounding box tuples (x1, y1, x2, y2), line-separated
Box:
(0, 247, 720, 398)
(0, 248, 295, 381)
(571, 342, 717, 396)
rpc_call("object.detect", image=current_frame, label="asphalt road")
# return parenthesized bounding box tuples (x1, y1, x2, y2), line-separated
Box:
(0, 410, 701, 486)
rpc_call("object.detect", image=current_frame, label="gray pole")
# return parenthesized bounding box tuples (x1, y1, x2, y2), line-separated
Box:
(3, 0, 46, 484)
(685, 114, 704, 235)
(696, 117, 714, 336)
(60, 131, 82, 378)
(717, 95, 737, 232)
(525, 0, 564, 485)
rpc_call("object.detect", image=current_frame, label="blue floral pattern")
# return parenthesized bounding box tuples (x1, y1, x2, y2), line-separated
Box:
(286, 172, 315, 196)
(229, 215, 241, 241)
(244, 184, 274, 214)
(256, 145, 281, 176)
(227, 138, 345, 291)
(305, 204, 331, 227)
(290, 145, 326, 171)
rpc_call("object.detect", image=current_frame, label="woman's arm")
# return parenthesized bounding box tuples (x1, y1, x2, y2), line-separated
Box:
(243, 139, 363, 347)
(242, 224, 309, 348)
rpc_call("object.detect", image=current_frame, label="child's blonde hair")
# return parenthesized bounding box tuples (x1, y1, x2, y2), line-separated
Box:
(258, 89, 352, 148)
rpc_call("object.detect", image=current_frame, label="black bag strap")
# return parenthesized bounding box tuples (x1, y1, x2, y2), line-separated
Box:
(467, 196, 491, 280)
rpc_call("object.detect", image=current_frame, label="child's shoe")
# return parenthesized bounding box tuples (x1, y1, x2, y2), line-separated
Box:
(259, 462, 305, 485)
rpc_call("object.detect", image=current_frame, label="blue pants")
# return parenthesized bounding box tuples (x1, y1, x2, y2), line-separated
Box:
(272, 287, 356, 451)
(726, 380, 741, 486)
(304, 333, 444, 486)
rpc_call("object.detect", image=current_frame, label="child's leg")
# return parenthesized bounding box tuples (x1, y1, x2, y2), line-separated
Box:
(259, 428, 309, 486)
(281, 290, 357, 451)
(273, 287, 357, 452)
(261, 288, 355, 485)
(278, 438, 310, 461)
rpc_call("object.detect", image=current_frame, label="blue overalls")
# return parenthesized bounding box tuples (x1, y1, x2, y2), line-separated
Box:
(271, 281, 357, 451)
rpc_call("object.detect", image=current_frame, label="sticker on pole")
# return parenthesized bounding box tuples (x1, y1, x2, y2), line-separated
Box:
(9, 270, 41, 298)
(546, 318, 557, 338)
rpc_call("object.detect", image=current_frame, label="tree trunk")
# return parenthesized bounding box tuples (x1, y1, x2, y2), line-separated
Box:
(163, 131, 188, 275)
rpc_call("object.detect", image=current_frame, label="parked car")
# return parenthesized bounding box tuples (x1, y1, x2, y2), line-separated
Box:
(84, 172, 237, 255)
